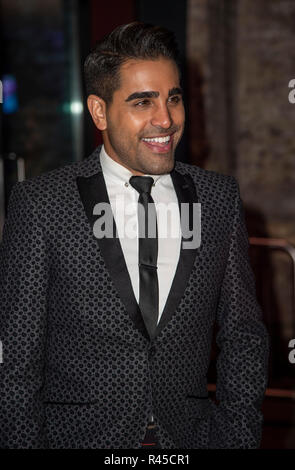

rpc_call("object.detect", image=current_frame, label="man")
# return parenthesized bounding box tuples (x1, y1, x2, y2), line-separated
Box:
(0, 22, 269, 449)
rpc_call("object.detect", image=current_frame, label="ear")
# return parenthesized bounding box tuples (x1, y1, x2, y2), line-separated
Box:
(87, 95, 107, 131)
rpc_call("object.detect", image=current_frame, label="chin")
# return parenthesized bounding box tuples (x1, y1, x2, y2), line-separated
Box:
(136, 151, 175, 175)
(148, 160, 175, 175)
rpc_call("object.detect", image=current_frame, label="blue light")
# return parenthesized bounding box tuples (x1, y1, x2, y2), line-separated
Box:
(2, 75, 19, 114)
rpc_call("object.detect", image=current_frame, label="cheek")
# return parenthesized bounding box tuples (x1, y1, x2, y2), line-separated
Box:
(174, 105, 185, 125)
(124, 112, 149, 136)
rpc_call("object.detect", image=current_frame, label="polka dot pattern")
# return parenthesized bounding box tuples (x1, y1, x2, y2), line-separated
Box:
(0, 146, 269, 448)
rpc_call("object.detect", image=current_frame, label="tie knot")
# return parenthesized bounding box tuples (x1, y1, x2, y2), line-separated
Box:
(129, 176, 154, 195)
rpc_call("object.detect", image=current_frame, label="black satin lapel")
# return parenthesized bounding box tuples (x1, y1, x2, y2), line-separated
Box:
(153, 169, 200, 339)
(76, 172, 149, 340)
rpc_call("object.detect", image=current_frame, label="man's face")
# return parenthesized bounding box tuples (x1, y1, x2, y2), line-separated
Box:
(102, 57, 185, 175)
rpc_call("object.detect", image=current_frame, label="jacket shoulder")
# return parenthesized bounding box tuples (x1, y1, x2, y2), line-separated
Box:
(9, 146, 102, 203)
(174, 161, 239, 203)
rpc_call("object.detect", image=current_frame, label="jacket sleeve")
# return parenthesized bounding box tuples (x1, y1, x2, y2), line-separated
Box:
(208, 177, 270, 449)
(0, 182, 48, 448)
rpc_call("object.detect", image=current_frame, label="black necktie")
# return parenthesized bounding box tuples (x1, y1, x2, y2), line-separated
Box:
(129, 176, 159, 339)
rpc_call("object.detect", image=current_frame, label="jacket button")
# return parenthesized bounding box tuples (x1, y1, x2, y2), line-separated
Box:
(148, 346, 156, 358)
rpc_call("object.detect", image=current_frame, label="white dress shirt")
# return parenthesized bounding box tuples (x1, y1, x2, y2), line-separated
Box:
(100, 145, 181, 324)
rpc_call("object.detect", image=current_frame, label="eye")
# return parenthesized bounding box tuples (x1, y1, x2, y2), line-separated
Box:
(134, 99, 151, 107)
(168, 95, 182, 104)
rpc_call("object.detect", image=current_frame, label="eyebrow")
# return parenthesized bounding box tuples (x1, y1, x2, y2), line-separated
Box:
(125, 87, 183, 102)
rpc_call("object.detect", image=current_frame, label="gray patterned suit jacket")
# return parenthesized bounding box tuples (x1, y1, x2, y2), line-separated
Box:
(0, 146, 269, 449)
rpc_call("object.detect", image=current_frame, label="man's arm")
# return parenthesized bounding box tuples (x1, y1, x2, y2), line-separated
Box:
(209, 177, 270, 449)
(0, 182, 48, 448)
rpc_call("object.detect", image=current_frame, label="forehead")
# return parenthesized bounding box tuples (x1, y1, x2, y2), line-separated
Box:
(117, 58, 180, 94)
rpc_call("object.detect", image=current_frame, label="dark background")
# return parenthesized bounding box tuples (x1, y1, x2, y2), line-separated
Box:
(0, 0, 295, 449)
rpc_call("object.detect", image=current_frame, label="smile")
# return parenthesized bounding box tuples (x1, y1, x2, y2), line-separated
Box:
(141, 133, 174, 154)
(142, 135, 171, 144)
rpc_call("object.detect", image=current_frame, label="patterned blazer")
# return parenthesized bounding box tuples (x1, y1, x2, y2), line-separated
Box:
(0, 146, 269, 449)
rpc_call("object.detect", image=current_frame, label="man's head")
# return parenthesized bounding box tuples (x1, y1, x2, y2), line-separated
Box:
(84, 22, 185, 175)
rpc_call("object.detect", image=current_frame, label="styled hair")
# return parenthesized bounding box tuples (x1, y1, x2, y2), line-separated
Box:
(84, 22, 180, 104)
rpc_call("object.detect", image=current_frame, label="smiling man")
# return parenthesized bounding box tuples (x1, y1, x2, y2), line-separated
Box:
(0, 22, 269, 449)
(87, 57, 184, 176)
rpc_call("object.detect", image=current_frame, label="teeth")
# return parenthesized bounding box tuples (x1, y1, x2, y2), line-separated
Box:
(142, 135, 171, 144)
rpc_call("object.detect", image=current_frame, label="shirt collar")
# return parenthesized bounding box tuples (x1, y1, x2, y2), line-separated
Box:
(99, 145, 167, 187)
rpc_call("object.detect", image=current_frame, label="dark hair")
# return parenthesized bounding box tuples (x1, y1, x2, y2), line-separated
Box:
(84, 22, 180, 104)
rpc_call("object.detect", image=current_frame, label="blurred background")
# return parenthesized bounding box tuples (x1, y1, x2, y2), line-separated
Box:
(0, 0, 294, 449)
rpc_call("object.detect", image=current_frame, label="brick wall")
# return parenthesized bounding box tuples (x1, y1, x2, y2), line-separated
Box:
(187, 0, 295, 385)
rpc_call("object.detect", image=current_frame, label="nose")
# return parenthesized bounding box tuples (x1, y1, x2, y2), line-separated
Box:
(150, 103, 172, 129)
